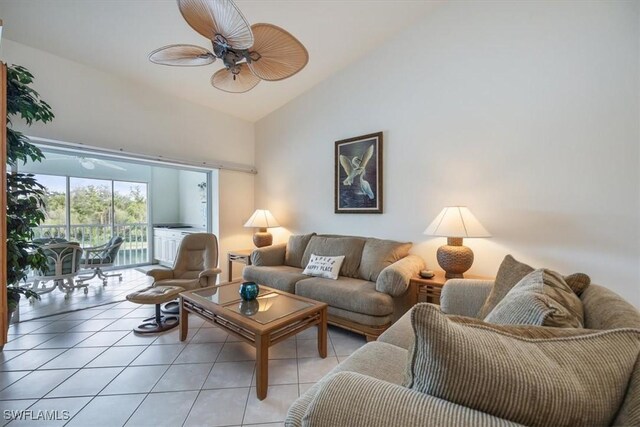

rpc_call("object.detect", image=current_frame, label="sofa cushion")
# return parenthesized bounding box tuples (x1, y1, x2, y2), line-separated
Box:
(242, 265, 308, 294)
(287, 341, 407, 427)
(301, 236, 366, 278)
(295, 276, 394, 317)
(285, 233, 316, 268)
(358, 238, 412, 281)
(405, 304, 640, 427)
(484, 269, 584, 328)
(478, 255, 590, 318)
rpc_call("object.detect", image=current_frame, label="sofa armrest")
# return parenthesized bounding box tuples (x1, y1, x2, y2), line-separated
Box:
(376, 255, 425, 297)
(440, 279, 494, 318)
(250, 243, 286, 266)
(146, 269, 174, 282)
(298, 372, 518, 427)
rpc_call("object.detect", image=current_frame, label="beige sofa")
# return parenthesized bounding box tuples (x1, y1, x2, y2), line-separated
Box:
(242, 233, 425, 340)
(285, 279, 640, 426)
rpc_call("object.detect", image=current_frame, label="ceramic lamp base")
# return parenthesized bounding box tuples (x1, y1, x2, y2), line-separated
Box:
(436, 237, 474, 279)
(253, 229, 273, 248)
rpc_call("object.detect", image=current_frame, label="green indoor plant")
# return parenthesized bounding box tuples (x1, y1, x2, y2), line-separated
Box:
(5, 65, 54, 321)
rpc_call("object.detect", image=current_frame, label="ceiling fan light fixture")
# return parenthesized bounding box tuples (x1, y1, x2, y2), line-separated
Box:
(79, 158, 95, 170)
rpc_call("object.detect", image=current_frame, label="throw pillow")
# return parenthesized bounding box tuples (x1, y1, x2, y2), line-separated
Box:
(484, 268, 584, 327)
(302, 254, 345, 280)
(477, 255, 591, 318)
(284, 233, 316, 268)
(301, 236, 366, 278)
(448, 315, 595, 339)
(358, 238, 412, 282)
(405, 304, 640, 427)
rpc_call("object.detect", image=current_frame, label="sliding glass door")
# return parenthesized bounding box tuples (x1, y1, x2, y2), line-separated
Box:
(32, 174, 150, 267)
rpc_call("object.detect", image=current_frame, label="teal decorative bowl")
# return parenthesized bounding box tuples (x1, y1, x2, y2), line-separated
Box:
(239, 282, 259, 301)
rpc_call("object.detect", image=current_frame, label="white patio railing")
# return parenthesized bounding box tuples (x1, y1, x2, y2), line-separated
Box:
(32, 223, 149, 267)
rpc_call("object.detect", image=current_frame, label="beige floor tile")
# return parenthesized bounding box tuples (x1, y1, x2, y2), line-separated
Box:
(66, 393, 146, 427)
(190, 327, 228, 344)
(174, 343, 223, 364)
(217, 342, 256, 362)
(100, 365, 169, 395)
(85, 345, 146, 368)
(243, 384, 299, 425)
(74, 331, 129, 347)
(113, 331, 158, 346)
(297, 382, 315, 396)
(39, 347, 107, 370)
(35, 332, 95, 349)
(125, 390, 198, 427)
(184, 388, 249, 427)
(152, 363, 212, 392)
(297, 357, 339, 383)
(204, 361, 255, 389)
(0, 399, 37, 427)
(27, 321, 84, 334)
(131, 344, 185, 366)
(3, 334, 58, 351)
(68, 319, 116, 333)
(0, 369, 77, 399)
(296, 339, 335, 359)
(0, 371, 30, 390)
(254, 359, 298, 386)
(9, 397, 91, 427)
(46, 367, 123, 397)
(269, 339, 297, 360)
(1, 349, 67, 371)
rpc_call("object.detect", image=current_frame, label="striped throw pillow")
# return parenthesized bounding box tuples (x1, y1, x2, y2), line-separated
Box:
(405, 303, 640, 426)
(484, 268, 584, 327)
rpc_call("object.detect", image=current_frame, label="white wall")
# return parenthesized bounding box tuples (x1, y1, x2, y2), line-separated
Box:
(178, 169, 207, 228)
(255, 1, 640, 306)
(150, 167, 179, 225)
(3, 39, 256, 272)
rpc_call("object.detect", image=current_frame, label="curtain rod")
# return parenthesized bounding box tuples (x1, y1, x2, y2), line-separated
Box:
(28, 136, 258, 175)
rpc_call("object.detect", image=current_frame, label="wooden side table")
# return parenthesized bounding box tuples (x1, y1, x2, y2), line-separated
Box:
(411, 271, 493, 305)
(227, 249, 253, 282)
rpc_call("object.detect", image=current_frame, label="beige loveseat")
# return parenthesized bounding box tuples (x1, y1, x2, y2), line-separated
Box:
(286, 279, 640, 426)
(242, 233, 425, 340)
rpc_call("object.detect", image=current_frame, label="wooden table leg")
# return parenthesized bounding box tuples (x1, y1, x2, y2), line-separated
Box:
(179, 297, 188, 342)
(317, 307, 327, 358)
(255, 333, 269, 400)
(228, 257, 233, 282)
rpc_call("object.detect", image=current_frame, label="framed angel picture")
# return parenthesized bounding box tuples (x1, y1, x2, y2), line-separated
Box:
(335, 132, 383, 214)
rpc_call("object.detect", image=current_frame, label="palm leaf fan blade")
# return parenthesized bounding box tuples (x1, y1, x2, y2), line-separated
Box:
(149, 44, 215, 66)
(211, 64, 260, 93)
(177, 0, 254, 50)
(247, 23, 308, 81)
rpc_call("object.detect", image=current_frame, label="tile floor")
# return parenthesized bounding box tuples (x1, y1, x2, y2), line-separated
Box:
(1, 298, 367, 426)
(15, 269, 152, 322)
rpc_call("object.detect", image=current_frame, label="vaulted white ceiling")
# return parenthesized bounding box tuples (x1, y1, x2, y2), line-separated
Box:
(0, 0, 436, 122)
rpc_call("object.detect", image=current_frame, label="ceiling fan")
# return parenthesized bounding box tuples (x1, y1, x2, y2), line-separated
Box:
(148, 0, 309, 93)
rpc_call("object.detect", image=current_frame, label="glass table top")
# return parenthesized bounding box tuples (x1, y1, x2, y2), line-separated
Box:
(189, 282, 314, 325)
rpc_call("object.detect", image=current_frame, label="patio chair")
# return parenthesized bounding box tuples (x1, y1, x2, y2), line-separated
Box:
(30, 241, 86, 298)
(77, 236, 124, 286)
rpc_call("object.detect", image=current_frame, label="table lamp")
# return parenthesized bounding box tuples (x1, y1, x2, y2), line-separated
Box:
(244, 209, 280, 247)
(424, 206, 491, 278)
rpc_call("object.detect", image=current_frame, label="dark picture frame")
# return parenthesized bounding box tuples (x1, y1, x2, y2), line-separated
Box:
(335, 132, 383, 214)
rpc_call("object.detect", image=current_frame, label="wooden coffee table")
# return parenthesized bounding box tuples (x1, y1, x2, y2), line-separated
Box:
(179, 280, 328, 400)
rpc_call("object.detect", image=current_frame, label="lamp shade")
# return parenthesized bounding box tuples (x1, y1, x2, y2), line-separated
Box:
(424, 206, 491, 238)
(244, 209, 280, 229)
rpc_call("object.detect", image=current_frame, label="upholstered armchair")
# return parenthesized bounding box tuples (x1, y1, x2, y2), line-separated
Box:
(146, 233, 221, 313)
